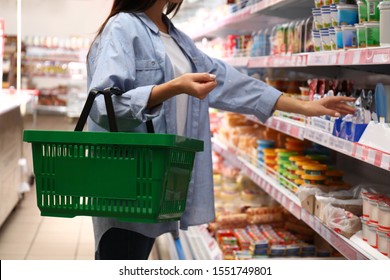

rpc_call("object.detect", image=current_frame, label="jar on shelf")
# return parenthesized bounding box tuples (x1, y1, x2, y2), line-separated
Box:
(355, 23, 367, 47)
(368, 194, 383, 223)
(378, 198, 390, 229)
(365, 21, 380, 46)
(387, 233, 390, 256)
(377, 227, 390, 255)
(379, 1, 390, 45)
(334, 26, 344, 49)
(361, 216, 369, 241)
(337, 4, 359, 26)
(357, 0, 368, 23)
(367, 221, 378, 248)
(341, 25, 357, 48)
(366, 0, 381, 22)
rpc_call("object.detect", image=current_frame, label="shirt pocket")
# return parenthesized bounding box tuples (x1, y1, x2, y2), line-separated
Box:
(134, 59, 163, 86)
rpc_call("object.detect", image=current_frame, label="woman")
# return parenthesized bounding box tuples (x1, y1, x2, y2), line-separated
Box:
(87, 0, 355, 260)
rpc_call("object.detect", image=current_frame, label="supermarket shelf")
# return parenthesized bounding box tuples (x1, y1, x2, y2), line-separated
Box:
(246, 114, 306, 140)
(225, 47, 390, 69)
(245, 115, 390, 171)
(189, 0, 309, 40)
(211, 137, 388, 260)
(299, 210, 388, 260)
(304, 126, 390, 172)
(212, 137, 302, 219)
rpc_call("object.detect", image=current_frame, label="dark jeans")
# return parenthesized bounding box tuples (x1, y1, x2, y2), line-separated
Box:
(95, 228, 155, 260)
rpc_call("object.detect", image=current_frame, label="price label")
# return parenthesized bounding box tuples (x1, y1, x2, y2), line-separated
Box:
(373, 54, 386, 64)
(329, 53, 337, 64)
(355, 145, 364, 159)
(338, 53, 346, 64)
(352, 51, 361, 64)
(381, 154, 390, 170)
(344, 142, 353, 155)
(367, 149, 377, 165)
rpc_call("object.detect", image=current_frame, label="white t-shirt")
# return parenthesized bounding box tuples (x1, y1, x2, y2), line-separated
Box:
(159, 31, 191, 136)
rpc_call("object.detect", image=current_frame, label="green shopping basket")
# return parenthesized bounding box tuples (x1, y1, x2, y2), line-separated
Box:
(23, 88, 203, 223)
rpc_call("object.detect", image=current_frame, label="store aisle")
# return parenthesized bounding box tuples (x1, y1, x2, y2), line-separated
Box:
(0, 114, 93, 260)
(0, 114, 159, 260)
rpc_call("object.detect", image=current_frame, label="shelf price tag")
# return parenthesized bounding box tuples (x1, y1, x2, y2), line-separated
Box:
(367, 150, 376, 165)
(352, 51, 361, 64)
(381, 154, 390, 170)
(344, 141, 353, 155)
(355, 145, 364, 160)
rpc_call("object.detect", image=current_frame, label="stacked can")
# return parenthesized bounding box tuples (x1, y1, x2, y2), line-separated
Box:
(257, 140, 275, 170)
(276, 150, 299, 191)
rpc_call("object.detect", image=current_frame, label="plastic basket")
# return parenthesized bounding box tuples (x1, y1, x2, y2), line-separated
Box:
(24, 130, 203, 223)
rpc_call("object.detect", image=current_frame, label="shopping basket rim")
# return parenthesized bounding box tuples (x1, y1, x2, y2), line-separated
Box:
(23, 130, 204, 151)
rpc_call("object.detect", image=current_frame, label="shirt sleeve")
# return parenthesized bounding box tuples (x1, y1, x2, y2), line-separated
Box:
(202, 54, 283, 123)
(87, 15, 161, 131)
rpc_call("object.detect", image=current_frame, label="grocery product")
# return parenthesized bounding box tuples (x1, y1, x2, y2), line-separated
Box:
(366, 0, 381, 22)
(378, 198, 390, 229)
(341, 25, 358, 48)
(377, 227, 390, 255)
(337, 4, 359, 26)
(357, 0, 368, 23)
(361, 216, 369, 241)
(379, 1, 390, 45)
(365, 21, 380, 46)
(367, 221, 378, 248)
(355, 23, 367, 47)
(302, 174, 327, 186)
(302, 163, 328, 176)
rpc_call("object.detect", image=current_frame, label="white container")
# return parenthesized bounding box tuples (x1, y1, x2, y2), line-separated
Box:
(387, 233, 390, 256)
(368, 194, 382, 223)
(367, 221, 378, 248)
(377, 227, 390, 255)
(379, 1, 390, 46)
(361, 216, 369, 241)
(362, 192, 372, 218)
(378, 199, 390, 229)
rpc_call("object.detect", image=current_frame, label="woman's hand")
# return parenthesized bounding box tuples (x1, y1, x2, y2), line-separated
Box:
(302, 96, 357, 117)
(147, 73, 217, 108)
(173, 73, 218, 100)
(274, 95, 356, 117)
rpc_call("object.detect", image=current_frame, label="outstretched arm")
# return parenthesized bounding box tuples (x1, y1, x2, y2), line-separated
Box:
(274, 95, 356, 117)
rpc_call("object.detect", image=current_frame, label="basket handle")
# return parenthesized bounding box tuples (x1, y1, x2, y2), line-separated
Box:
(74, 87, 155, 133)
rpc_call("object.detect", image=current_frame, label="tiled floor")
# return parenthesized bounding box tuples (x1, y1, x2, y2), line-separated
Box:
(0, 113, 160, 260)
(0, 114, 95, 260)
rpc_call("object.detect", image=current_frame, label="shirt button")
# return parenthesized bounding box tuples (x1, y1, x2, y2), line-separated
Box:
(151, 61, 156, 65)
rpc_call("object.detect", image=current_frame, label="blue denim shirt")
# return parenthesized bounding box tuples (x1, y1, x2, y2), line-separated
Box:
(87, 12, 282, 244)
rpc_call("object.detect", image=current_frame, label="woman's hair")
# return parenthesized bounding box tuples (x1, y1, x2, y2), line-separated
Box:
(96, 0, 182, 37)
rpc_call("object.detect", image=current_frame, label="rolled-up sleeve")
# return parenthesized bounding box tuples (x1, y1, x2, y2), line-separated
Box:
(87, 16, 161, 131)
(205, 55, 282, 123)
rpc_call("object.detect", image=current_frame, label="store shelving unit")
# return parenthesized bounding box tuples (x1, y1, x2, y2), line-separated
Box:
(187, 0, 390, 260)
(23, 45, 87, 115)
(246, 115, 390, 171)
(212, 137, 389, 260)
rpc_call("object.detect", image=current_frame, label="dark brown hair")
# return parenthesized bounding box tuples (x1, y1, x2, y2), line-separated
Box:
(96, 0, 182, 37)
